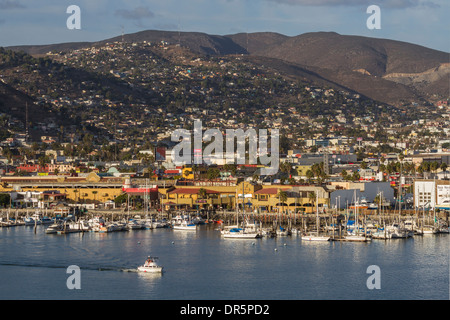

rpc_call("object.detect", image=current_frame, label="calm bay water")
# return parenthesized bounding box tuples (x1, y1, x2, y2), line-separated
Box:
(0, 224, 448, 300)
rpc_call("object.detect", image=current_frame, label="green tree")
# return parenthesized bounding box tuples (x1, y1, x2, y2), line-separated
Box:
(278, 190, 288, 214)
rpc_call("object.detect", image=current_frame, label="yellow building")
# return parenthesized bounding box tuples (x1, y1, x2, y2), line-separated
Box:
(160, 181, 329, 213)
(0, 173, 125, 204)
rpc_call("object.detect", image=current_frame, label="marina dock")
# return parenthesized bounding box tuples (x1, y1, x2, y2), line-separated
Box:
(1, 207, 448, 240)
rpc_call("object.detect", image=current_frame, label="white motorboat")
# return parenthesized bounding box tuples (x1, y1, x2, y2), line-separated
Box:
(301, 232, 330, 241)
(68, 220, 90, 231)
(137, 256, 163, 273)
(276, 226, 291, 236)
(403, 220, 421, 235)
(45, 222, 63, 234)
(343, 235, 371, 242)
(438, 226, 449, 234)
(221, 227, 261, 239)
(88, 216, 106, 232)
(421, 225, 438, 234)
(386, 223, 411, 238)
(24, 213, 42, 226)
(173, 220, 197, 230)
(371, 229, 393, 239)
(127, 219, 144, 230)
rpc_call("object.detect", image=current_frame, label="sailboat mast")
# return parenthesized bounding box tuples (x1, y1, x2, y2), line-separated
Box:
(316, 191, 319, 234)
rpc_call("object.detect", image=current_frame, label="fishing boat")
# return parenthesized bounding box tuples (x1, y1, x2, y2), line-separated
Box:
(137, 256, 163, 273)
(349, 197, 370, 210)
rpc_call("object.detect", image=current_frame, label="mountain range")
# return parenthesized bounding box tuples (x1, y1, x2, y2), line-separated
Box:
(8, 30, 449, 106)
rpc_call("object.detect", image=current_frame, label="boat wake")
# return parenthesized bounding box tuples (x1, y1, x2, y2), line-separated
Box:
(120, 268, 139, 273)
(0, 262, 133, 273)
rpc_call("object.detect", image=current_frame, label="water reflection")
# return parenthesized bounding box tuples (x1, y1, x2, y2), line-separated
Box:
(1, 224, 448, 299)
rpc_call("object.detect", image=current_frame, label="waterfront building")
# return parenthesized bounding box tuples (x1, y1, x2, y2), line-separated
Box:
(0, 172, 125, 205)
(414, 179, 450, 210)
(159, 181, 330, 213)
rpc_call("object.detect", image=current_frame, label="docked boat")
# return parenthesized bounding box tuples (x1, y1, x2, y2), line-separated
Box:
(45, 222, 63, 234)
(173, 220, 197, 230)
(221, 227, 261, 239)
(127, 219, 144, 230)
(302, 192, 329, 241)
(153, 219, 170, 228)
(349, 197, 370, 210)
(301, 232, 330, 241)
(438, 226, 449, 234)
(68, 220, 90, 232)
(24, 213, 42, 226)
(386, 223, 411, 238)
(404, 220, 420, 235)
(371, 228, 393, 239)
(421, 225, 438, 234)
(88, 216, 109, 232)
(97, 226, 111, 233)
(137, 256, 163, 273)
(276, 226, 291, 236)
(343, 234, 371, 242)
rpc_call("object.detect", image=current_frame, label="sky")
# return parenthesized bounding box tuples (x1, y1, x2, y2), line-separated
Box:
(0, 0, 448, 52)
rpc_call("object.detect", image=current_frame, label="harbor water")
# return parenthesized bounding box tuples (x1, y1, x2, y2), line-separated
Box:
(0, 224, 448, 300)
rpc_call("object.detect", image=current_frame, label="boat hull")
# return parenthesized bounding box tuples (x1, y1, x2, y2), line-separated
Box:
(173, 225, 197, 230)
(222, 230, 260, 239)
(342, 235, 371, 242)
(301, 236, 330, 241)
(137, 266, 163, 273)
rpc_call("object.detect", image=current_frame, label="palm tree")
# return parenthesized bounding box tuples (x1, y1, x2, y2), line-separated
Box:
(430, 161, 439, 177)
(440, 162, 448, 179)
(278, 190, 288, 214)
(340, 169, 348, 180)
(92, 190, 98, 204)
(360, 161, 368, 170)
(306, 170, 314, 184)
(198, 188, 208, 209)
(308, 191, 316, 213)
(192, 165, 198, 180)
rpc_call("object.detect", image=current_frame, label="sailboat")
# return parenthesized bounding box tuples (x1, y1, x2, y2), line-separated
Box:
(343, 191, 371, 242)
(301, 192, 330, 241)
(221, 184, 260, 239)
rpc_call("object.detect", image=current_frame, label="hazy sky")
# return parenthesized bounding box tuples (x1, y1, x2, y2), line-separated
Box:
(0, 0, 448, 52)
